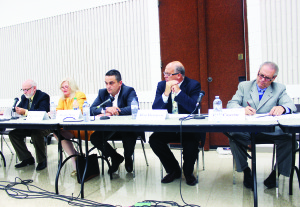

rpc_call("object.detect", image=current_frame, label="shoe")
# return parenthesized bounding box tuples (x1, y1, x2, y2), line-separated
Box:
(125, 157, 133, 173)
(185, 174, 198, 186)
(71, 170, 77, 176)
(15, 157, 35, 168)
(243, 167, 253, 189)
(264, 170, 277, 189)
(36, 160, 47, 171)
(161, 170, 181, 183)
(108, 153, 124, 174)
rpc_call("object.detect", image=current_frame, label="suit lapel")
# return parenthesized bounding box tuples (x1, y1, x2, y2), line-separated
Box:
(257, 85, 273, 110)
(249, 81, 259, 109)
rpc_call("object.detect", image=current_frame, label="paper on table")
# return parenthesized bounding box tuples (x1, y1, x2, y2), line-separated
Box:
(246, 113, 300, 121)
(246, 113, 276, 121)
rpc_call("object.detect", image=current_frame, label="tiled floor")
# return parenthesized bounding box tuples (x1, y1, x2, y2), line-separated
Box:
(0, 140, 299, 207)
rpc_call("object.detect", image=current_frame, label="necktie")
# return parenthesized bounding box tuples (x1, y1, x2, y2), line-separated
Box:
(171, 92, 178, 114)
(28, 99, 32, 109)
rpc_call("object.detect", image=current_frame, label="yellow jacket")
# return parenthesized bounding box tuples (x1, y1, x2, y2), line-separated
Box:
(56, 91, 86, 112)
(56, 91, 93, 140)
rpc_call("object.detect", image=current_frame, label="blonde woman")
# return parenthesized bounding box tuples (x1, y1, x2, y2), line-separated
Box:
(54, 77, 87, 176)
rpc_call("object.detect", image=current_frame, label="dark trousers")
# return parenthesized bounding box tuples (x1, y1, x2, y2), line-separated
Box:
(9, 129, 50, 163)
(90, 131, 137, 159)
(149, 132, 201, 176)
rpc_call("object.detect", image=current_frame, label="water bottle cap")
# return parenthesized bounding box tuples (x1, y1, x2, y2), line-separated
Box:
(215, 96, 219, 99)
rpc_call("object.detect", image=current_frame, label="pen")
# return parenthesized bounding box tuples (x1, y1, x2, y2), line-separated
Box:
(247, 102, 251, 107)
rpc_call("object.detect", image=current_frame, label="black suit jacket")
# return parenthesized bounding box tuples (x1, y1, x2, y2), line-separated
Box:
(90, 84, 138, 116)
(152, 76, 201, 114)
(18, 90, 50, 112)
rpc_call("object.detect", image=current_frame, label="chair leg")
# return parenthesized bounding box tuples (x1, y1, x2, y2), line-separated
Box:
(233, 157, 236, 185)
(161, 162, 164, 179)
(140, 139, 149, 166)
(202, 147, 205, 170)
(274, 146, 279, 189)
(272, 144, 275, 171)
(196, 150, 199, 181)
(112, 140, 116, 149)
(1, 134, 14, 155)
(132, 151, 135, 178)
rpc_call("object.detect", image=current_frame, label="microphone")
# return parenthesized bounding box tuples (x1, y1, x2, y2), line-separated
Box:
(11, 97, 19, 119)
(99, 96, 115, 108)
(196, 91, 205, 106)
(194, 91, 205, 119)
(12, 97, 19, 112)
(99, 96, 115, 120)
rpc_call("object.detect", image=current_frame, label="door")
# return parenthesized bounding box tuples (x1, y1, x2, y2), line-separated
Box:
(159, 0, 248, 148)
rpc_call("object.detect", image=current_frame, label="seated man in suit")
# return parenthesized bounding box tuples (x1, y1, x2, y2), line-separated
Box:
(227, 61, 297, 189)
(9, 79, 51, 171)
(149, 61, 205, 186)
(90, 69, 138, 174)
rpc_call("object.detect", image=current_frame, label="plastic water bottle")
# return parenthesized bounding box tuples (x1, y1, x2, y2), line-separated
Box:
(73, 97, 79, 110)
(82, 101, 90, 122)
(213, 96, 222, 112)
(131, 97, 138, 119)
(50, 102, 56, 119)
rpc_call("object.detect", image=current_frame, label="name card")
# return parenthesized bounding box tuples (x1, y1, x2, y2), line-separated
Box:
(27, 111, 50, 121)
(208, 108, 245, 121)
(56, 110, 83, 121)
(136, 109, 168, 121)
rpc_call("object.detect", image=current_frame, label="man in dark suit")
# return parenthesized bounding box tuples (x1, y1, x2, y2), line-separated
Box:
(149, 61, 204, 186)
(9, 79, 50, 171)
(227, 61, 297, 189)
(90, 69, 138, 174)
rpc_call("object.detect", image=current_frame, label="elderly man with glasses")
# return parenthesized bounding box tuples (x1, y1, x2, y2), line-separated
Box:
(149, 61, 205, 186)
(227, 61, 297, 189)
(9, 79, 50, 171)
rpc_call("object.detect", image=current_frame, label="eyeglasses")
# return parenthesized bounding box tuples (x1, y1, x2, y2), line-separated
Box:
(61, 85, 70, 90)
(257, 73, 275, 82)
(163, 72, 179, 77)
(21, 86, 33, 92)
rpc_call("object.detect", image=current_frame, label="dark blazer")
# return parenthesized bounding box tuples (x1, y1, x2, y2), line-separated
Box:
(152, 76, 201, 114)
(90, 83, 138, 116)
(18, 90, 50, 112)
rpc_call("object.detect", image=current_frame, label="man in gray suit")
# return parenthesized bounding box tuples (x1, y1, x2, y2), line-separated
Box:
(227, 61, 297, 189)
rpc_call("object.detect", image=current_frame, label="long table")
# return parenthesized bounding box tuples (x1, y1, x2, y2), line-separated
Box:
(60, 115, 278, 207)
(278, 118, 300, 195)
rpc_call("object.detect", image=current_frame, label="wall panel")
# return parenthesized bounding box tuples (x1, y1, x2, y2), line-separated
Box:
(0, 0, 160, 108)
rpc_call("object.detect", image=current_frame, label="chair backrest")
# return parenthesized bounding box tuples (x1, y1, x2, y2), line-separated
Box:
(295, 104, 300, 113)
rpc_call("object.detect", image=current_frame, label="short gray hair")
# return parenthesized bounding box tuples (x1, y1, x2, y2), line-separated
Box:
(259, 61, 279, 76)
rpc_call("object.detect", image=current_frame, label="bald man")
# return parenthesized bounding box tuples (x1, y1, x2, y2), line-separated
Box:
(9, 79, 50, 171)
(149, 61, 205, 186)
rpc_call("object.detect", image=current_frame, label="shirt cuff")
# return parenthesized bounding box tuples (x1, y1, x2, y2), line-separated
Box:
(162, 94, 168, 103)
(282, 105, 290, 114)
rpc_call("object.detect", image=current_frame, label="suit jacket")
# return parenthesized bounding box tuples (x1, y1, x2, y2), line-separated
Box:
(227, 80, 296, 113)
(18, 90, 50, 112)
(90, 83, 137, 116)
(152, 76, 201, 114)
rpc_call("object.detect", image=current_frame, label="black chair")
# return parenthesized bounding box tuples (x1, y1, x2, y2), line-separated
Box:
(160, 134, 206, 182)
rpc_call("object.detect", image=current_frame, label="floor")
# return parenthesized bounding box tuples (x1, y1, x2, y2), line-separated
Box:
(0, 139, 299, 207)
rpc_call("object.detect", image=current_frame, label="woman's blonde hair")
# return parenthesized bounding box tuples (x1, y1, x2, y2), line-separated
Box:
(60, 77, 79, 99)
